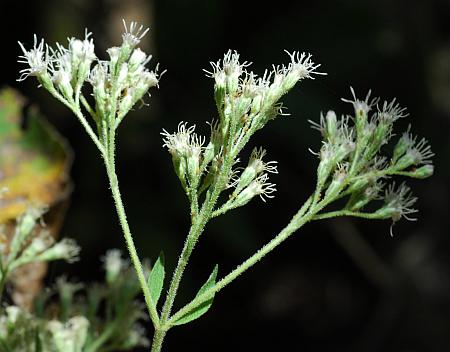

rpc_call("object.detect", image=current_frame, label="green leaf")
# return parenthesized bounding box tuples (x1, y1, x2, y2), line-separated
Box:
(173, 264, 218, 326)
(148, 251, 165, 305)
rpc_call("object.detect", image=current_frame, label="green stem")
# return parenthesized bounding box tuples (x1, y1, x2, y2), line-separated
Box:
(80, 95, 99, 123)
(48, 90, 104, 154)
(157, 219, 199, 325)
(166, 196, 314, 327)
(152, 153, 236, 351)
(312, 209, 384, 220)
(105, 158, 160, 328)
(151, 328, 167, 352)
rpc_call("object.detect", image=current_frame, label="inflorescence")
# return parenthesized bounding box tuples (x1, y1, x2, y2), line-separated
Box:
(310, 87, 434, 234)
(162, 50, 324, 214)
(18, 20, 161, 137)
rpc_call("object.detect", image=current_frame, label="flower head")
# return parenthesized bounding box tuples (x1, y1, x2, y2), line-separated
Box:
(238, 173, 277, 203)
(284, 50, 325, 81)
(17, 35, 50, 81)
(376, 98, 408, 123)
(394, 131, 434, 170)
(231, 147, 278, 195)
(341, 87, 379, 118)
(405, 137, 434, 165)
(377, 182, 418, 235)
(204, 50, 251, 93)
(69, 30, 96, 63)
(248, 147, 278, 175)
(122, 20, 149, 47)
(161, 122, 202, 157)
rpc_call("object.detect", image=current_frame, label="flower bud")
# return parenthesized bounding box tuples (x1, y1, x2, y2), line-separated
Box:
(107, 46, 121, 74)
(325, 110, 337, 142)
(129, 48, 148, 70)
(38, 238, 80, 263)
(325, 168, 347, 199)
(117, 63, 129, 88)
(392, 131, 413, 163)
(53, 69, 74, 100)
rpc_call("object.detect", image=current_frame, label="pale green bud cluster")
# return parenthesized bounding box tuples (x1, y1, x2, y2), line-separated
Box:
(0, 249, 149, 351)
(310, 88, 434, 232)
(163, 50, 322, 214)
(0, 206, 80, 287)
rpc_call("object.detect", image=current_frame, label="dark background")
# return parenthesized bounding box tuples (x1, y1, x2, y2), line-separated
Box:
(2, 0, 450, 351)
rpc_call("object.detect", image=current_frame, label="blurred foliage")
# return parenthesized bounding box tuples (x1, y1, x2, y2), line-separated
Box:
(0, 87, 71, 223)
(0, 87, 72, 310)
(0, 251, 149, 352)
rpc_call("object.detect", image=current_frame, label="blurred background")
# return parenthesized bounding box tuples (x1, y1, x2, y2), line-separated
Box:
(1, 0, 450, 350)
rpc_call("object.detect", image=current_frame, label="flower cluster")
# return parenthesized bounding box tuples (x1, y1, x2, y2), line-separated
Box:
(0, 250, 149, 352)
(163, 50, 322, 213)
(310, 88, 434, 233)
(18, 20, 160, 133)
(0, 207, 80, 280)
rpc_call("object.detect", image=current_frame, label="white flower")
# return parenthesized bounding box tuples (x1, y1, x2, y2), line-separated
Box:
(107, 46, 121, 71)
(117, 63, 129, 87)
(405, 137, 434, 165)
(103, 249, 126, 283)
(376, 98, 408, 123)
(285, 50, 324, 81)
(341, 87, 379, 117)
(89, 61, 109, 88)
(236, 173, 277, 203)
(48, 238, 80, 263)
(47, 316, 89, 352)
(248, 147, 278, 175)
(69, 31, 96, 62)
(129, 48, 150, 70)
(161, 122, 202, 157)
(394, 132, 434, 169)
(379, 182, 418, 227)
(161, 122, 206, 184)
(122, 20, 149, 47)
(240, 72, 269, 99)
(136, 70, 159, 90)
(232, 147, 278, 195)
(204, 50, 251, 92)
(17, 35, 50, 81)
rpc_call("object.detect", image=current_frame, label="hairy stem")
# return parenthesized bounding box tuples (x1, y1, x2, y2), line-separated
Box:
(152, 153, 235, 351)
(312, 209, 384, 220)
(48, 89, 104, 154)
(167, 196, 314, 326)
(151, 328, 167, 352)
(105, 151, 160, 328)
